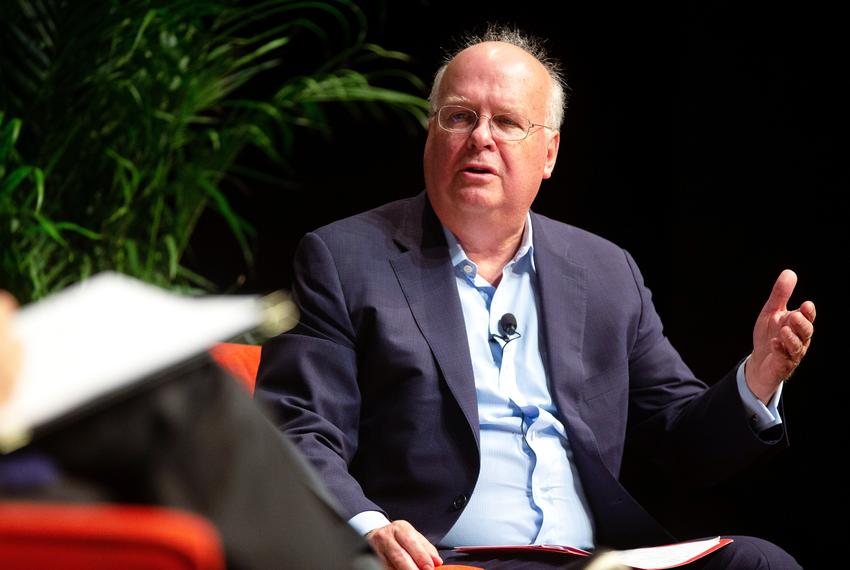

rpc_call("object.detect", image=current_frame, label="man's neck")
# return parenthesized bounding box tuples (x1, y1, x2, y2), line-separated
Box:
(449, 218, 526, 286)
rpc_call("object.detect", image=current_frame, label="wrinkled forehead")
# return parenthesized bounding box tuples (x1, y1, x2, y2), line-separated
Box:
(436, 42, 551, 113)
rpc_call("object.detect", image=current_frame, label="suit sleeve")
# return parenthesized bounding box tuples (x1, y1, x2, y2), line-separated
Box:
(622, 250, 787, 486)
(255, 231, 384, 518)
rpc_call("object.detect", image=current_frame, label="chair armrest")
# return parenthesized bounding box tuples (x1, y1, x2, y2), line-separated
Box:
(209, 342, 261, 394)
(0, 501, 224, 570)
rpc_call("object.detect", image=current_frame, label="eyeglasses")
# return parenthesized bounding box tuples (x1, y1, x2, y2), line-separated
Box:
(435, 105, 557, 142)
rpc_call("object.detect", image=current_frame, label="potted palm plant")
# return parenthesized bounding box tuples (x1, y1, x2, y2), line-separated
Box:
(0, 0, 428, 302)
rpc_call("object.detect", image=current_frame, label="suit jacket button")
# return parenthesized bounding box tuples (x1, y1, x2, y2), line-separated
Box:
(451, 494, 469, 511)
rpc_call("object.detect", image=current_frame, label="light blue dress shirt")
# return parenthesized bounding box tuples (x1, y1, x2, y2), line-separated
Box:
(437, 219, 595, 549)
(348, 215, 783, 546)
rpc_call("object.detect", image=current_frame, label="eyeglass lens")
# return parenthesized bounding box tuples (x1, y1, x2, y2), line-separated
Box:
(438, 106, 530, 141)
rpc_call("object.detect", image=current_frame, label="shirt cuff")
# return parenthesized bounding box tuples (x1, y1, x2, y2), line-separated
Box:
(348, 511, 392, 536)
(736, 357, 783, 431)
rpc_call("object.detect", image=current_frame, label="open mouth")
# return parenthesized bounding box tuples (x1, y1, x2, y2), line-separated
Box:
(463, 166, 495, 175)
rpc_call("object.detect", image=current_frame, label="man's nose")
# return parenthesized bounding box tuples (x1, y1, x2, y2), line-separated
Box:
(467, 116, 495, 147)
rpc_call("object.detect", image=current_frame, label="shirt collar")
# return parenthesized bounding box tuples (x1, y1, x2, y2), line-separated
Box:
(442, 213, 536, 280)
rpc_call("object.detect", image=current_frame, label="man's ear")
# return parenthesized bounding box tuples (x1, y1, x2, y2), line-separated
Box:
(542, 130, 560, 179)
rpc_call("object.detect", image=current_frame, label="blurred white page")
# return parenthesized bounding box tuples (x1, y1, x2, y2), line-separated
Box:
(615, 536, 732, 569)
(0, 272, 265, 446)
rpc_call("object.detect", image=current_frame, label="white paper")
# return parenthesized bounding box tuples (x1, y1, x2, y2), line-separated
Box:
(614, 536, 726, 569)
(0, 272, 267, 443)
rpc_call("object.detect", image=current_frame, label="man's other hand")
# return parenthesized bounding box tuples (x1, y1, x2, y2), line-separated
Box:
(366, 520, 443, 570)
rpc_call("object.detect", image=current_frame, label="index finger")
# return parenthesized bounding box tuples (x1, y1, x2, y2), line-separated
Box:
(0, 290, 19, 314)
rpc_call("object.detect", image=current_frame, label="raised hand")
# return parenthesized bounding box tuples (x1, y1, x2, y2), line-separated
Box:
(745, 270, 816, 403)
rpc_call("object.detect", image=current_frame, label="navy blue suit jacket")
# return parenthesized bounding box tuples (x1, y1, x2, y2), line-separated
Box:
(257, 193, 786, 549)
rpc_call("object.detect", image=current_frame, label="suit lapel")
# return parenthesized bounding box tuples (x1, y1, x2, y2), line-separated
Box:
(532, 213, 590, 437)
(389, 195, 480, 448)
(533, 215, 614, 466)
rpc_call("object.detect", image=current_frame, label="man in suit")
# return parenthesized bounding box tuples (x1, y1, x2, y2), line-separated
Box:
(257, 27, 816, 569)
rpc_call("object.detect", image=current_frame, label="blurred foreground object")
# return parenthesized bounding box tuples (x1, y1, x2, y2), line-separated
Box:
(0, 271, 295, 451)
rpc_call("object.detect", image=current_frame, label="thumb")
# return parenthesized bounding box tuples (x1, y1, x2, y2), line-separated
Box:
(761, 269, 797, 314)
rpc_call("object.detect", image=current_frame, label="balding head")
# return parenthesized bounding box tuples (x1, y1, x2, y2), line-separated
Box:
(429, 27, 568, 128)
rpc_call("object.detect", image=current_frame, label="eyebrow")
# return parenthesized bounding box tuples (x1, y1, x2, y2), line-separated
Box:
(442, 95, 472, 106)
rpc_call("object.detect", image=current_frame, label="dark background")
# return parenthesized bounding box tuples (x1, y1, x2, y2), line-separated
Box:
(191, 1, 848, 566)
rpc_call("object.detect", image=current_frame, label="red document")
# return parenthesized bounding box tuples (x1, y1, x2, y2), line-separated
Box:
(455, 536, 733, 569)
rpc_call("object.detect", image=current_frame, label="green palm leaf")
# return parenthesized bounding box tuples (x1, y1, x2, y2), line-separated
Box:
(0, 0, 428, 301)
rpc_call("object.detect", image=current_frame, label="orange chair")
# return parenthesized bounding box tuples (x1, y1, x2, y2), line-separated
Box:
(0, 502, 224, 570)
(209, 342, 262, 394)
